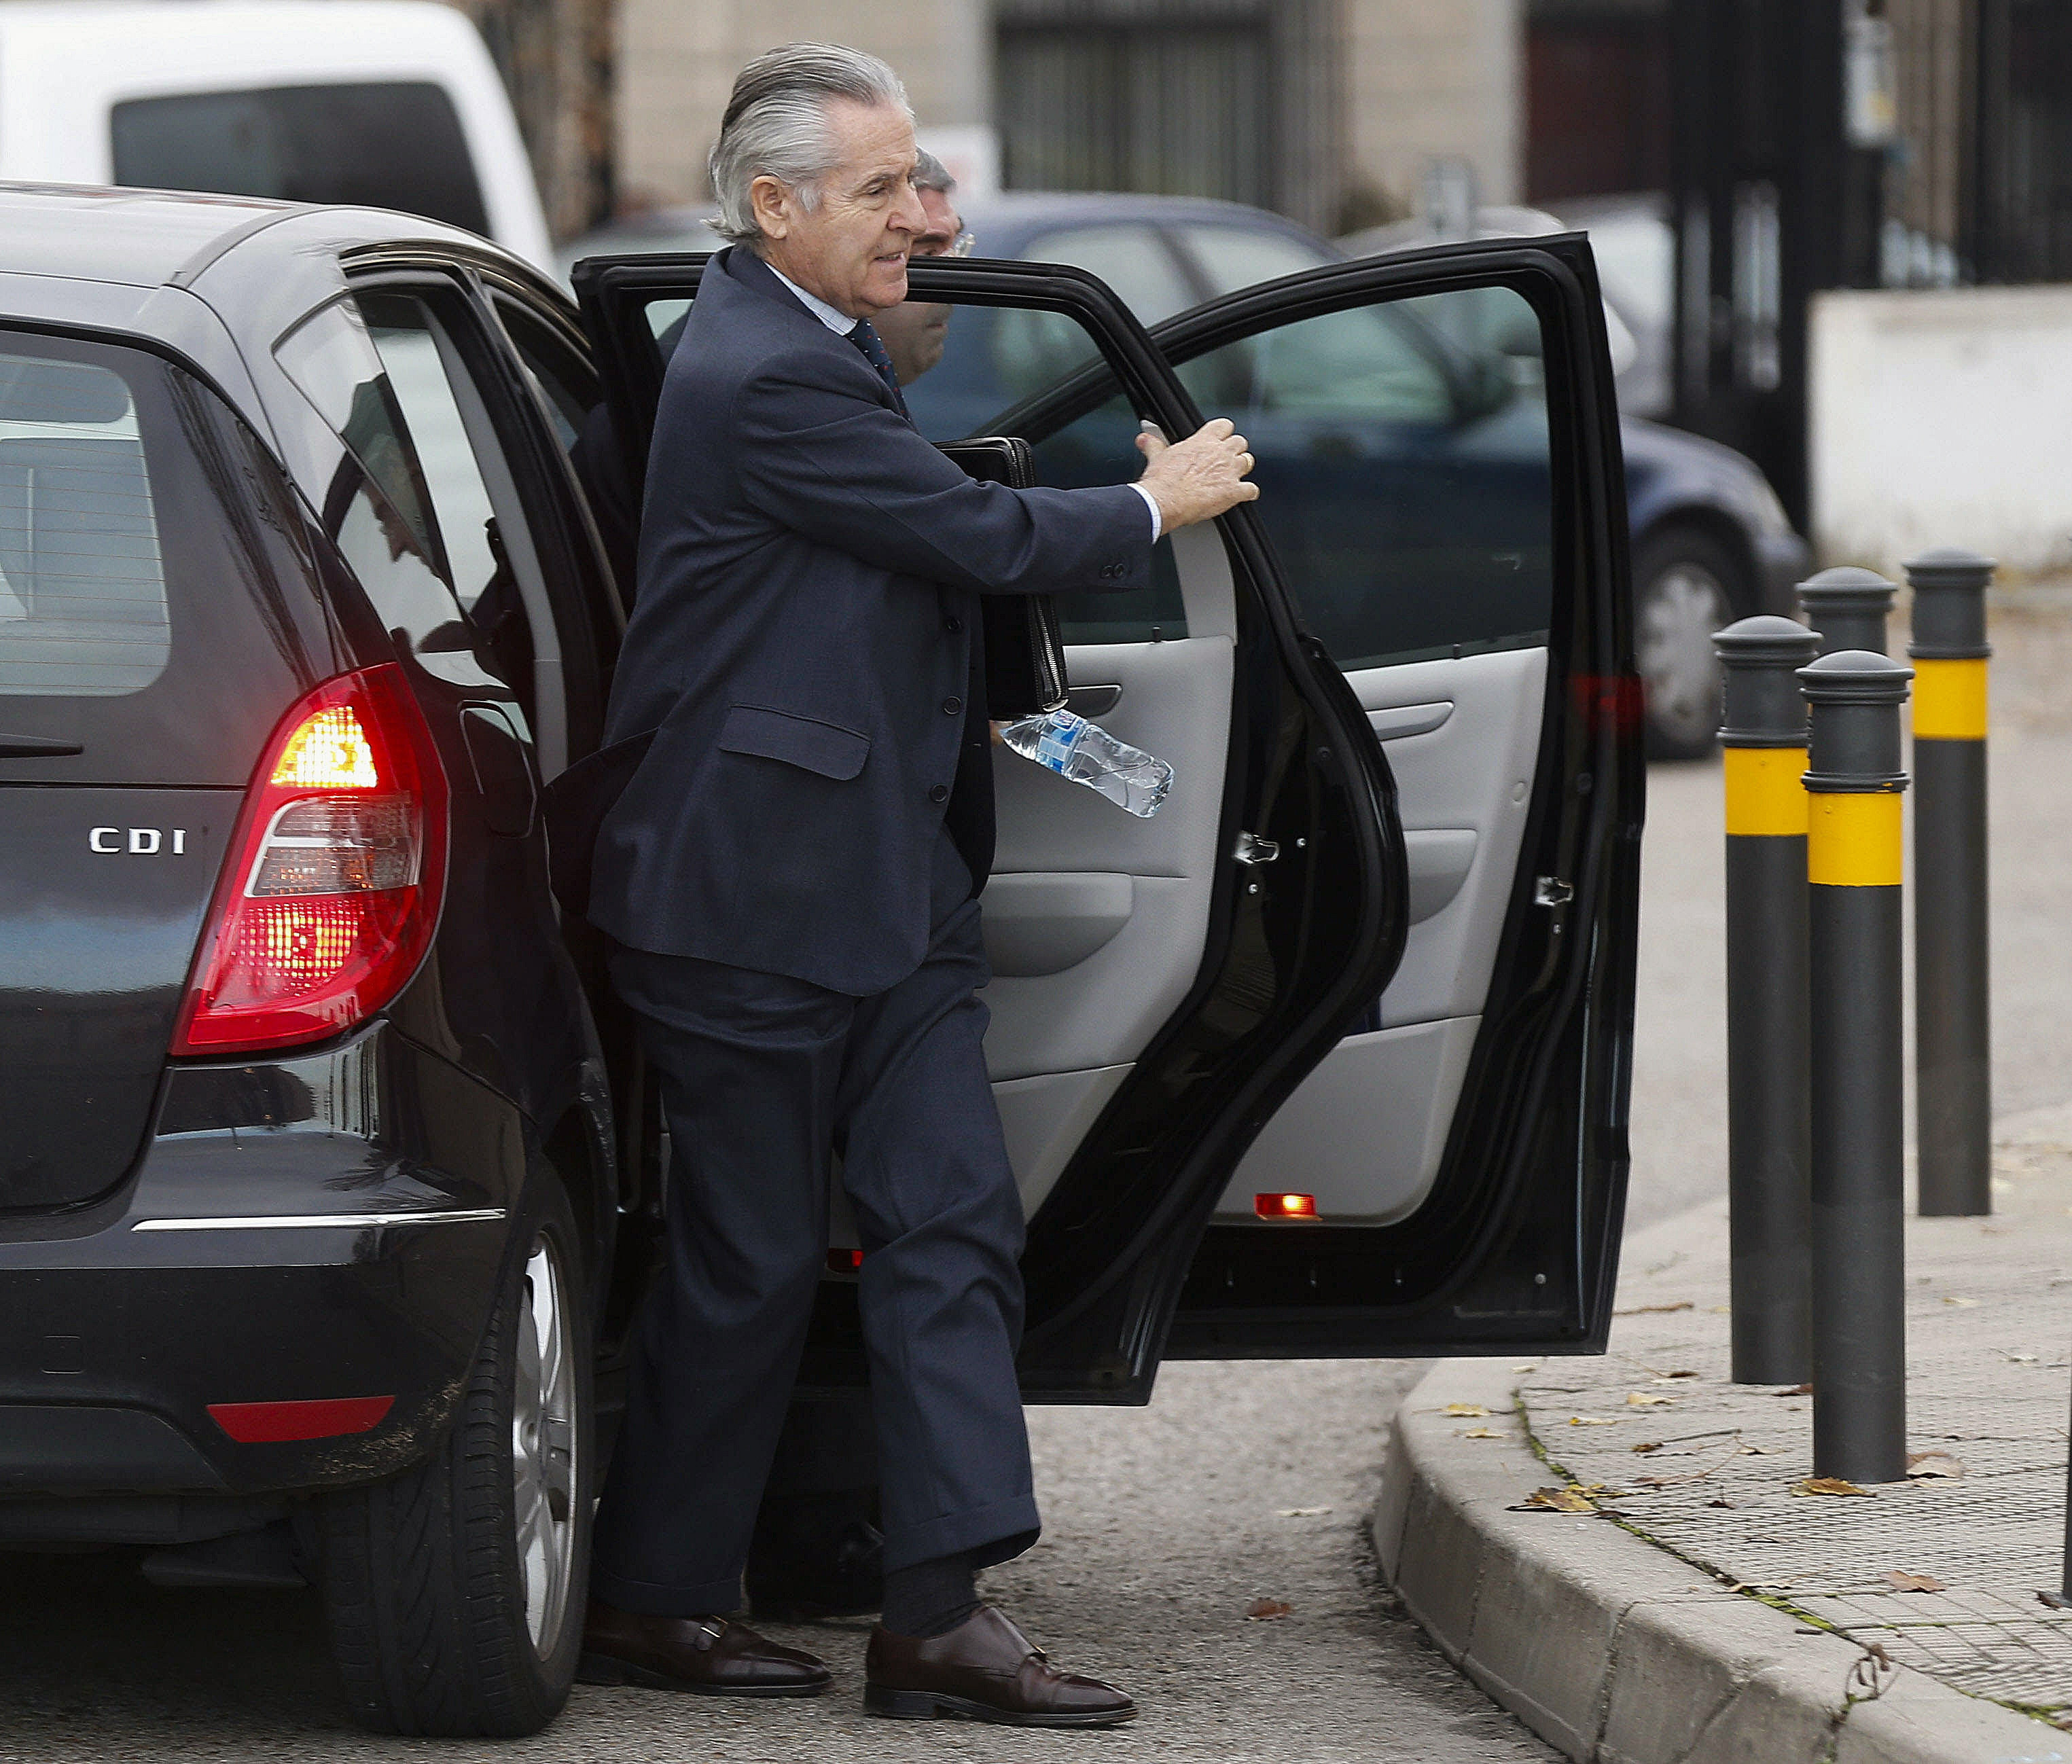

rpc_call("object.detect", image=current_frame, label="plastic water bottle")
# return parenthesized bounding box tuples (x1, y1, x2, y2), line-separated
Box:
(999, 708, 1173, 818)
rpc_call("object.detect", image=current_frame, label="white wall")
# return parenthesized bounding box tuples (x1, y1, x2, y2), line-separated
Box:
(1812, 285, 2072, 578)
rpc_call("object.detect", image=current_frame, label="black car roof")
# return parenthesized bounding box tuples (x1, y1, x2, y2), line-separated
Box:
(0, 181, 560, 481)
(0, 180, 512, 291)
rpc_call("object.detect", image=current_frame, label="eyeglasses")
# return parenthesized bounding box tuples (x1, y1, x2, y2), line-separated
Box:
(912, 230, 977, 262)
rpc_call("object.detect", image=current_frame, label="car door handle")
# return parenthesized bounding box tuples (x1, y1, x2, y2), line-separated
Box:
(1365, 700, 1453, 741)
(0, 732, 83, 757)
(1065, 683, 1122, 718)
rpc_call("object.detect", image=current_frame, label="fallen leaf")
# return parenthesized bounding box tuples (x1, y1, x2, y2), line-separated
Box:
(1613, 1301, 1693, 1316)
(1740, 1445, 1781, 1455)
(1885, 1570, 1946, 1592)
(1707, 1496, 1735, 1509)
(2006, 1352, 2040, 1365)
(1774, 1383, 1815, 1397)
(1626, 1392, 1675, 1407)
(1846, 1642, 1897, 1700)
(1793, 1477, 1874, 1498)
(1276, 1507, 1331, 1517)
(1444, 1403, 1490, 1418)
(2037, 1589, 2072, 1611)
(1511, 1486, 1596, 1513)
(1942, 1296, 1981, 1308)
(1512, 1363, 1541, 1373)
(1462, 1427, 1503, 1439)
(1632, 1441, 1664, 1454)
(1906, 1453, 1965, 1480)
(1568, 1414, 1621, 1426)
(1245, 1598, 1293, 1621)
(1659, 1369, 1700, 1380)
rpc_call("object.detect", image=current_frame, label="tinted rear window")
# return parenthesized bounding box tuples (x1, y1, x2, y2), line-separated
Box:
(111, 82, 490, 236)
(0, 332, 333, 785)
(0, 354, 168, 696)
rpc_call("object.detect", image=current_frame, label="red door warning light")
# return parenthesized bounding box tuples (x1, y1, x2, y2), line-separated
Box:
(1255, 1193, 1319, 1220)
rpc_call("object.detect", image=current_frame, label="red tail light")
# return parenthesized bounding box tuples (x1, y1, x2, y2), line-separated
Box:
(173, 666, 448, 1056)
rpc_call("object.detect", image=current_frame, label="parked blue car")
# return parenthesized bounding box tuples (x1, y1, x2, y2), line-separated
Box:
(942, 194, 1810, 759)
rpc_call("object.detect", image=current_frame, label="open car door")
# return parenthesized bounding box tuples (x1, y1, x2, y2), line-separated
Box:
(1138, 238, 1645, 1360)
(571, 238, 1632, 1397)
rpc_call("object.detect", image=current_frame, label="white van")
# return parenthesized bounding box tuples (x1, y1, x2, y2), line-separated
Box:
(0, 0, 550, 266)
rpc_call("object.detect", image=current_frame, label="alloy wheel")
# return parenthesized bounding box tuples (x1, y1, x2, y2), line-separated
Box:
(511, 1230, 577, 1654)
(1637, 558, 1732, 756)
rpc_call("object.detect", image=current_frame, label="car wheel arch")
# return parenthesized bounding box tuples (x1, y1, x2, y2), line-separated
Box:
(1632, 505, 1762, 617)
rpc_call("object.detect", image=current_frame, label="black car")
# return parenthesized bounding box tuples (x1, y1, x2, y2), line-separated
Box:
(0, 183, 1643, 1737)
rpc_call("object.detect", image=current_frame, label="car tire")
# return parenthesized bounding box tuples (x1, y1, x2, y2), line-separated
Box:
(1632, 524, 1744, 761)
(317, 1162, 592, 1738)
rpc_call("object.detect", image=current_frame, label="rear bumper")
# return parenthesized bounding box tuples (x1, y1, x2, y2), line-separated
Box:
(0, 1021, 524, 1510)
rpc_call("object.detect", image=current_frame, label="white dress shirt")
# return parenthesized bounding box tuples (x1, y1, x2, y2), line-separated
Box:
(765, 259, 1164, 542)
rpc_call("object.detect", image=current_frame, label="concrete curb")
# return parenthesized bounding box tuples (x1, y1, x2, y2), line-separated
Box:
(1376, 1356, 2064, 1764)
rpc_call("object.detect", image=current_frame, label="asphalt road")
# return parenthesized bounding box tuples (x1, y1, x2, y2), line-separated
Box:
(6, 598, 2068, 1759)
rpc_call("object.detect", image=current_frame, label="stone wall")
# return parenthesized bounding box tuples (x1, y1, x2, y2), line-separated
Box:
(1344, 0, 1522, 218)
(613, 0, 988, 212)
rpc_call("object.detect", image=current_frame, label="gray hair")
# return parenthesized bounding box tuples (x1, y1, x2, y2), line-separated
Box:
(708, 43, 913, 246)
(912, 149, 955, 196)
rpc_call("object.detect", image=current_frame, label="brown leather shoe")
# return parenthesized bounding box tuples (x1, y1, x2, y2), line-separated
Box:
(577, 1600, 831, 1696)
(865, 1605, 1135, 1727)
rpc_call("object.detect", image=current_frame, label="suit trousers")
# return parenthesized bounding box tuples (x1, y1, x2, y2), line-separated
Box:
(590, 832, 1039, 1617)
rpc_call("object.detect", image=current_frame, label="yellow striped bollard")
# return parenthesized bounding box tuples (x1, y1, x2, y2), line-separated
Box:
(1904, 547, 1995, 1217)
(1715, 615, 1821, 1385)
(1798, 649, 1912, 1484)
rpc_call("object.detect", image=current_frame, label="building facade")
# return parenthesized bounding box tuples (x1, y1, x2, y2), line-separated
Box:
(606, 0, 1523, 238)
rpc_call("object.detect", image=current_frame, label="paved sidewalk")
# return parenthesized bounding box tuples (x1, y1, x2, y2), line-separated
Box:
(1379, 1102, 2072, 1762)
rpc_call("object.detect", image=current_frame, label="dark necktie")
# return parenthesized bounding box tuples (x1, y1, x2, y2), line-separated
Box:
(847, 320, 910, 420)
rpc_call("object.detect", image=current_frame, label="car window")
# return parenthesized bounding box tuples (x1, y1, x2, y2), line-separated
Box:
(359, 295, 505, 611)
(0, 329, 329, 782)
(1177, 224, 1334, 297)
(111, 83, 490, 236)
(1248, 306, 1456, 422)
(1171, 283, 1552, 669)
(274, 295, 502, 694)
(493, 299, 601, 456)
(984, 226, 1198, 409)
(353, 291, 566, 757)
(1017, 225, 1195, 325)
(0, 353, 166, 696)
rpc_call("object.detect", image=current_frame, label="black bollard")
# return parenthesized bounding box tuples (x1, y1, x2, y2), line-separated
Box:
(1800, 649, 1913, 1485)
(1798, 567, 1898, 658)
(1717, 616, 1821, 1385)
(1905, 547, 1995, 1218)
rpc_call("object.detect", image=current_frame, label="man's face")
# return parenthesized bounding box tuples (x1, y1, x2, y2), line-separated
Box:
(751, 98, 925, 318)
(876, 187, 961, 385)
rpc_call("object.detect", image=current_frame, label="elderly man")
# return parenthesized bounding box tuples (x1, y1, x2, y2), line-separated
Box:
(577, 43, 1255, 1725)
(743, 144, 965, 1630)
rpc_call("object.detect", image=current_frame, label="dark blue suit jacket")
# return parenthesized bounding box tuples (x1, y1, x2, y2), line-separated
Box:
(588, 247, 1156, 995)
